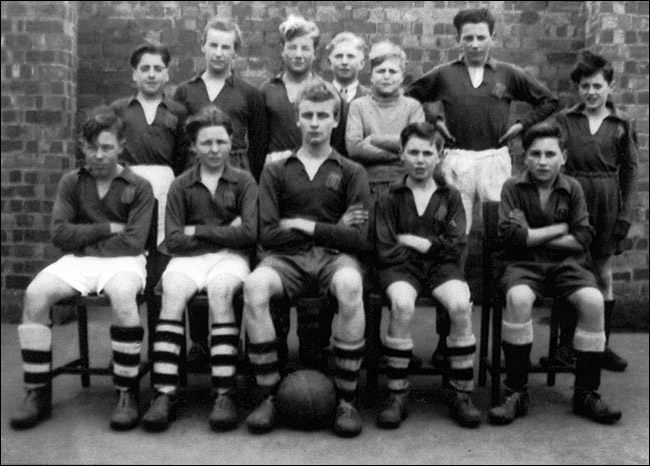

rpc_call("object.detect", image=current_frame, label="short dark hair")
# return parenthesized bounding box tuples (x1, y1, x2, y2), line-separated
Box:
(570, 50, 614, 85)
(294, 80, 341, 121)
(453, 8, 496, 36)
(129, 43, 171, 68)
(80, 106, 125, 144)
(185, 105, 234, 143)
(522, 122, 566, 153)
(399, 122, 446, 154)
(202, 17, 243, 52)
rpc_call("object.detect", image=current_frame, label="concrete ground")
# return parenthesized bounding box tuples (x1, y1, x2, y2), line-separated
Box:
(1, 305, 648, 465)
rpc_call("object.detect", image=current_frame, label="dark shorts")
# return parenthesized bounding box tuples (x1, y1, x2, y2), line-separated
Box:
(500, 258, 598, 300)
(258, 247, 362, 301)
(378, 260, 465, 296)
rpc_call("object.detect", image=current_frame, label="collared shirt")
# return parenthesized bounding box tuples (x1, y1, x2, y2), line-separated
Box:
(258, 149, 371, 255)
(555, 102, 639, 223)
(330, 80, 370, 158)
(160, 163, 258, 257)
(405, 57, 558, 151)
(260, 73, 303, 155)
(111, 95, 189, 176)
(173, 72, 267, 182)
(51, 165, 155, 257)
(498, 171, 593, 262)
(332, 80, 360, 104)
(376, 176, 466, 267)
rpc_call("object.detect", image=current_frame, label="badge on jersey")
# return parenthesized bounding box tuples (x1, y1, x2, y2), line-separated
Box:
(325, 172, 342, 191)
(121, 186, 136, 204)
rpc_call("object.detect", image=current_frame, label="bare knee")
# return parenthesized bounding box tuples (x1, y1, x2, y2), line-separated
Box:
(505, 287, 535, 323)
(243, 271, 275, 319)
(571, 287, 604, 328)
(390, 295, 415, 326)
(331, 269, 363, 307)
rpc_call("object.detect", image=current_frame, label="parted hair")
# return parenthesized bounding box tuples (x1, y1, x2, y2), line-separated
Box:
(368, 41, 406, 71)
(294, 79, 341, 121)
(400, 122, 446, 154)
(325, 32, 367, 57)
(185, 105, 234, 143)
(80, 106, 125, 143)
(202, 17, 243, 52)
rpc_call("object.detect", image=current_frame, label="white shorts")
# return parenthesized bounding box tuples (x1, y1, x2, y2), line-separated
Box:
(41, 254, 147, 296)
(129, 165, 175, 246)
(440, 146, 511, 232)
(163, 250, 250, 291)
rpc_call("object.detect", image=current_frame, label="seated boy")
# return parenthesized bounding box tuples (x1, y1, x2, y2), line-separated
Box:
(375, 122, 481, 429)
(243, 81, 370, 438)
(489, 123, 622, 425)
(141, 106, 257, 432)
(10, 107, 155, 430)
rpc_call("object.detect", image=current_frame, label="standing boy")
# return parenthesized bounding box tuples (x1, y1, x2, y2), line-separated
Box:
(406, 7, 558, 233)
(490, 123, 621, 425)
(550, 51, 639, 372)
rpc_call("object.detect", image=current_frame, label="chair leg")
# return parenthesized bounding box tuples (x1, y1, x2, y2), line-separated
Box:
(479, 299, 491, 387)
(363, 293, 382, 399)
(547, 299, 561, 386)
(490, 304, 503, 407)
(77, 303, 90, 388)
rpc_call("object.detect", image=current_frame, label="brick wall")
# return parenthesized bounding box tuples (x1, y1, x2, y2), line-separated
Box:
(1, 1, 78, 322)
(2, 1, 648, 322)
(585, 1, 650, 317)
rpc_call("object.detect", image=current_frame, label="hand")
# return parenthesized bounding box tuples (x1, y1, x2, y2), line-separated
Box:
(612, 219, 631, 241)
(498, 123, 524, 145)
(558, 222, 569, 235)
(229, 216, 242, 227)
(434, 118, 456, 145)
(109, 223, 125, 234)
(184, 225, 196, 236)
(508, 209, 529, 228)
(265, 150, 292, 165)
(339, 203, 369, 226)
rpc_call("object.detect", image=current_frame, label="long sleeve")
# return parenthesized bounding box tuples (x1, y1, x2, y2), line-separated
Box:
(163, 180, 206, 255)
(194, 175, 258, 248)
(345, 99, 397, 164)
(425, 189, 466, 262)
(51, 173, 113, 251)
(498, 180, 529, 250)
(172, 106, 191, 176)
(246, 88, 268, 183)
(508, 66, 559, 130)
(312, 166, 371, 252)
(616, 119, 639, 224)
(258, 164, 307, 249)
(82, 181, 155, 257)
(375, 194, 410, 266)
(404, 66, 441, 104)
(567, 180, 593, 251)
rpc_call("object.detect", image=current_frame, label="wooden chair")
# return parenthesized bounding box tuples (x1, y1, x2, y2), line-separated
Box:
(50, 200, 159, 387)
(478, 201, 575, 406)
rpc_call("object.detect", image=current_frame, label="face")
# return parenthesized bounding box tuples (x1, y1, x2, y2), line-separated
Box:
(132, 53, 169, 96)
(371, 57, 404, 97)
(328, 41, 365, 85)
(525, 137, 566, 185)
(296, 99, 338, 147)
(578, 71, 613, 113)
(401, 135, 439, 182)
(282, 34, 315, 77)
(193, 125, 231, 173)
(81, 130, 123, 180)
(202, 28, 237, 76)
(458, 22, 493, 66)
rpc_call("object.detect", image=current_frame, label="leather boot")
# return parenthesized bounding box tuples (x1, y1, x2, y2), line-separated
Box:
(10, 385, 52, 430)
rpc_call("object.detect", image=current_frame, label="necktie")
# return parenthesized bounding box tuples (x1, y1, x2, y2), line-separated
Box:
(340, 86, 348, 101)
